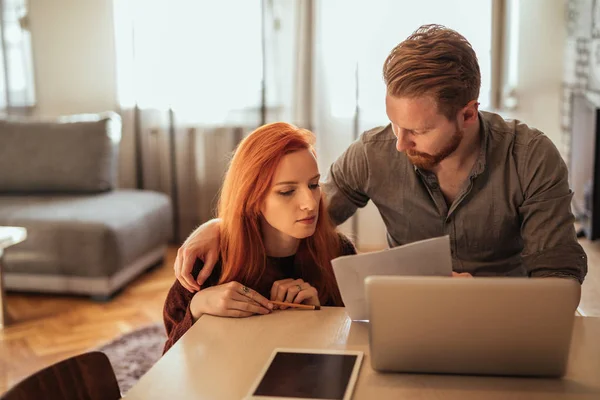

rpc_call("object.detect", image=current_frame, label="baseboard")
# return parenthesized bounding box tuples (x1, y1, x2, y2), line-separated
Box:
(5, 245, 167, 296)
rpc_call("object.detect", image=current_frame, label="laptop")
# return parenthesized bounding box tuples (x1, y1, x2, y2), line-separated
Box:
(365, 276, 581, 377)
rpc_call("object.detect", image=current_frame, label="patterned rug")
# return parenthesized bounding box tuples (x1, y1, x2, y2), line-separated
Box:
(96, 323, 167, 393)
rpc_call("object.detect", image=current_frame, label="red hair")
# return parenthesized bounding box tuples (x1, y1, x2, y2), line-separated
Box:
(217, 122, 343, 305)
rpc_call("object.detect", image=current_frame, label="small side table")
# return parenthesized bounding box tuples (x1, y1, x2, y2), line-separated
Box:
(0, 226, 27, 329)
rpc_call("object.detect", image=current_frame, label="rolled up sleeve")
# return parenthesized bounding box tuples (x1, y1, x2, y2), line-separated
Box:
(518, 135, 587, 283)
(323, 139, 371, 226)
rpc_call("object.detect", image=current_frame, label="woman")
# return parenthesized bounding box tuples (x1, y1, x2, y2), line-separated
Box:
(163, 122, 355, 353)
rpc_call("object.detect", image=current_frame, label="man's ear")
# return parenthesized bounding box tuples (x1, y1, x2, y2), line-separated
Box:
(461, 100, 479, 125)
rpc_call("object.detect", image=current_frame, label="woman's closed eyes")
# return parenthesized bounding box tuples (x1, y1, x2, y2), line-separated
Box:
(278, 183, 320, 197)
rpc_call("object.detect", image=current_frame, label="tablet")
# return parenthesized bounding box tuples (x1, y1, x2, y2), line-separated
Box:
(246, 348, 363, 400)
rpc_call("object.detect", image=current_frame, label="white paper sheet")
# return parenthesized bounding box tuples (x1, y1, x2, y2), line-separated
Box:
(332, 235, 453, 320)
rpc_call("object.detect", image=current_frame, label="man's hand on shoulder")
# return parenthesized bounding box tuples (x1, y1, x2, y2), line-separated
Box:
(174, 219, 222, 292)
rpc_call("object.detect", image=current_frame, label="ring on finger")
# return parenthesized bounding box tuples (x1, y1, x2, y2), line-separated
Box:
(242, 285, 250, 294)
(296, 284, 303, 291)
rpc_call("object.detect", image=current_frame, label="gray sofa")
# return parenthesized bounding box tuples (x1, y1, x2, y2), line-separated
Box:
(0, 113, 172, 298)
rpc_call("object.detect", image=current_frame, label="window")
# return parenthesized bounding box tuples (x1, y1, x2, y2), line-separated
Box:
(317, 0, 493, 127)
(0, 0, 35, 110)
(113, 0, 263, 125)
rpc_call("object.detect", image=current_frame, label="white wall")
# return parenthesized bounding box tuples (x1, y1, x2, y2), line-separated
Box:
(507, 0, 566, 145)
(28, 0, 118, 117)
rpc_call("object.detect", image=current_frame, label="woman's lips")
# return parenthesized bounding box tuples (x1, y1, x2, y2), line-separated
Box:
(297, 216, 316, 224)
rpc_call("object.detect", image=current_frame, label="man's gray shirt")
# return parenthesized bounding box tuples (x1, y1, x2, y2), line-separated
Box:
(324, 111, 587, 283)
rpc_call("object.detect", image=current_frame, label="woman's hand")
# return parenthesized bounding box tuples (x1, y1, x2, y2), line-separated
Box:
(191, 281, 273, 320)
(270, 278, 320, 310)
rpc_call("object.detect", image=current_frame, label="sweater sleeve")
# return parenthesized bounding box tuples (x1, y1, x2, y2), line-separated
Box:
(162, 259, 210, 354)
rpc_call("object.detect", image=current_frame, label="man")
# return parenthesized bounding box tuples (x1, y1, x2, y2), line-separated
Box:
(174, 24, 587, 293)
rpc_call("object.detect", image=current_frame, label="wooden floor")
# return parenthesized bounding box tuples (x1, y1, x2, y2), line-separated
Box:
(0, 247, 177, 395)
(2, 241, 600, 395)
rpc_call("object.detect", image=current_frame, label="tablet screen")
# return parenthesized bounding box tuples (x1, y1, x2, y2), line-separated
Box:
(249, 349, 363, 400)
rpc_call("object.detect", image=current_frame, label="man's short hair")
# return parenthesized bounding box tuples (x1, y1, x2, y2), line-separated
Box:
(383, 24, 481, 120)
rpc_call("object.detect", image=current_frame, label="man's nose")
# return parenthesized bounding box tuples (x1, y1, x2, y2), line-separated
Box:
(395, 129, 413, 152)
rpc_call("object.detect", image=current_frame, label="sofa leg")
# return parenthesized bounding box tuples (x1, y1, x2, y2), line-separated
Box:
(90, 286, 123, 302)
(90, 294, 114, 302)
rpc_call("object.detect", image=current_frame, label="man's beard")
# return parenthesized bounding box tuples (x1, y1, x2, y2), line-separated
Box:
(406, 127, 463, 170)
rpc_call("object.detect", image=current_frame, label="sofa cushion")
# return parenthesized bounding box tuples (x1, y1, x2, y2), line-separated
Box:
(0, 190, 172, 277)
(0, 112, 121, 193)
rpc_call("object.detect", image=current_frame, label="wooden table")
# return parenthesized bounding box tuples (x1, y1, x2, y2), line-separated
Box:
(124, 308, 600, 399)
(0, 226, 26, 329)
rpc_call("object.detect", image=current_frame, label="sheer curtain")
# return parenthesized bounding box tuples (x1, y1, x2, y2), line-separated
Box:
(113, 0, 495, 245)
